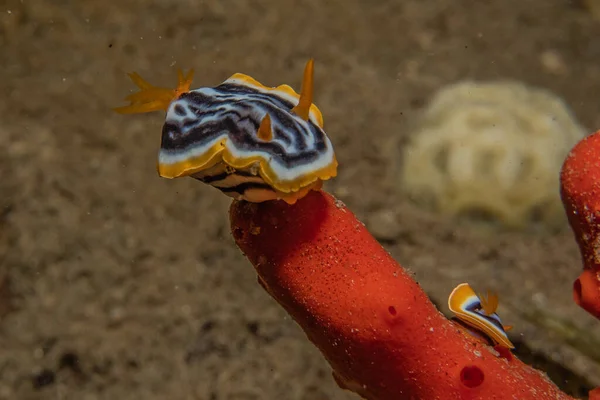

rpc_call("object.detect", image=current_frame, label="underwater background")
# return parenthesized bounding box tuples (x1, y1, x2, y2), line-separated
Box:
(1, 0, 600, 399)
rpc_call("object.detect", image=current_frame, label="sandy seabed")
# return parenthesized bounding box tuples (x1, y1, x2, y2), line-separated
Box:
(1, 1, 600, 399)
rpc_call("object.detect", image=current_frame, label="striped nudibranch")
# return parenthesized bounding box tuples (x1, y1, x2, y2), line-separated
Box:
(448, 283, 514, 349)
(114, 60, 338, 204)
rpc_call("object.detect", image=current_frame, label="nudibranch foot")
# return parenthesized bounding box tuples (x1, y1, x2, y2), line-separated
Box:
(190, 161, 324, 204)
(114, 69, 194, 114)
(450, 317, 495, 347)
(448, 283, 514, 349)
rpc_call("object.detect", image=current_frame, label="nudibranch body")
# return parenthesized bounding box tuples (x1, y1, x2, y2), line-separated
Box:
(114, 60, 338, 204)
(448, 283, 514, 349)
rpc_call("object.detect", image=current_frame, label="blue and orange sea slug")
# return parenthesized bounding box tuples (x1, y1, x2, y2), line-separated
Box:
(115, 60, 337, 204)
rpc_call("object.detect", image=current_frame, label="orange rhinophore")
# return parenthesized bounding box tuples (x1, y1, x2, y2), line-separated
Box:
(229, 190, 573, 400)
(561, 130, 600, 320)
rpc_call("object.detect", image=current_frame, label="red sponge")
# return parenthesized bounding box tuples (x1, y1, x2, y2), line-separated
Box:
(230, 191, 572, 400)
(561, 130, 600, 320)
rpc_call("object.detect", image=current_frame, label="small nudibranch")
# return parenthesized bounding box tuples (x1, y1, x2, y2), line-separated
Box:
(114, 59, 338, 204)
(448, 283, 515, 349)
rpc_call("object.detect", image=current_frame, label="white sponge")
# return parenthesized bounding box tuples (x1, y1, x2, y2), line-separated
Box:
(401, 81, 585, 229)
